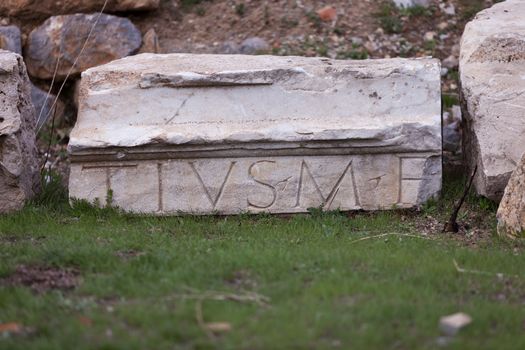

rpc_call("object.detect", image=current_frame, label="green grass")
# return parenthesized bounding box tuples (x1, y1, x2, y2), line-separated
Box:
(443, 94, 460, 109)
(337, 44, 369, 60)
(0, 175, 524, 349)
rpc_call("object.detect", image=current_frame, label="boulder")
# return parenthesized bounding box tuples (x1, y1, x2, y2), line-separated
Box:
(0, 0, 159, 17)
(459, 0, 525, 201)
(0, 50, 40, 213)
(497, 153, 525, 238)
(25, 13, 142, 80)
(31, 85, 65, 130)
(239, 37, 270, 55)
(0, 25, 21, 54)
(68, 54, 442, 215)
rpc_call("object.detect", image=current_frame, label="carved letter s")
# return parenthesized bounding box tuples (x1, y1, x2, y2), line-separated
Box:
(248, 161, 277, 209)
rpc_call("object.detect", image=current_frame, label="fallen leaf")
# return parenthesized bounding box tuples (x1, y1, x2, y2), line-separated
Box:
(206, 322, 232, 333)
(317, 6, 337, 21)
(78, 316, 93, 327)
(0, 322, 23, 334)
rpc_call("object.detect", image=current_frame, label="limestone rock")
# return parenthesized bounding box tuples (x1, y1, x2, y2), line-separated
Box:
(393, 0, 431, 8)
(68, 54, 442, 215)
(31, 85, 65, 130)
(239, 37, 270, 55)
(443, 121, 461, 153)
(0, 50, 40, 213)
(25, 13, 142, 80)
(0, 25, 21, 54)
(0, 0, 159, 17)
(459, 0, 525, 201)
(497, 153, 525, 238)
(139, 28, 160, 54)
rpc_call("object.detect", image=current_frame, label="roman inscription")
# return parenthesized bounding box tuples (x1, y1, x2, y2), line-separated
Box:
(294, 160, 359, 209)
(70, 153, 440, 214)
(80, 163, 138, 203)
(69, 54, 442, 214)
(189, 161, 236, 209)
(247, 160, 278, 209)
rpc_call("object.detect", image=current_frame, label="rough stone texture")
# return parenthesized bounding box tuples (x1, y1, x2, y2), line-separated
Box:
(393, 0, 431, 8)
(31, 85, 65, 130)
(69, 53, 442, 215)
(138, 28, 160, 54)
(0, 26, 21, 55)
(0, 50, 40, 213)
(0, 0, 159, 17)
(25, 13, 142, 80)
(497, 153, 525, 238)
(239, 37, 270, 55)
(459, 0, 525, 201)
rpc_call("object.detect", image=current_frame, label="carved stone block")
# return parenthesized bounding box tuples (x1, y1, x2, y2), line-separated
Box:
(69, 54, 442, 214)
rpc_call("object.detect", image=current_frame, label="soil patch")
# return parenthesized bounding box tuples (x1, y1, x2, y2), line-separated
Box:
(2, 264, 80, 293)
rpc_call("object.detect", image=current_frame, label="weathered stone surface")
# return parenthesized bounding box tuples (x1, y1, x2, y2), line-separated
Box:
(69, 53, 442, 215)
(138, 28, 160, 54)
(459, 0, 525, 201)
(239, 37, 270, 55)
(393, 0, 431, 8)
(31, 85, 65, 130)
(0, 25, 21, 55)
(0, 50, 40, 213)
(0, 0, 159, 17)
(25, 14, 142, 80)
(497, 153, 525, 238)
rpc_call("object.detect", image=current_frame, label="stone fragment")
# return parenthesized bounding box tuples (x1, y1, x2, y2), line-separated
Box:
(459, 0, 525, 201)
(239, 37, 269, 55)
(443, 122, 460, 153)
(0, 50, 40, 213)
(497, 153, 525, 238)
(68, 53, 442, 215)
(139, 28, 160, 54)
(393, 0, 431, 8)
(424, 31, 436, 41)
(442, 55, 458, 69)
(440, 3, 456, 16)
(0, 25, 21, 55)
(25, 13, 142, 80)
(0, 0, 159, 17)
(439, 313, 472, 336)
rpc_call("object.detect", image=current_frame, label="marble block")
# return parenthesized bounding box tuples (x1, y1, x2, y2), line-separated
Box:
(460, 0, 525, 201)
(69, 54, 442, 214)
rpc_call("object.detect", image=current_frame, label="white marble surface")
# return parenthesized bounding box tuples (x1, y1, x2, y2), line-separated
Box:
(69, 53, 442, 214)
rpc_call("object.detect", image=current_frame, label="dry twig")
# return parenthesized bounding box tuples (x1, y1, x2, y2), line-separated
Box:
(444, 166, 478, 233)
(348, 232, 433, 244)
(453, 259, 518, 279)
